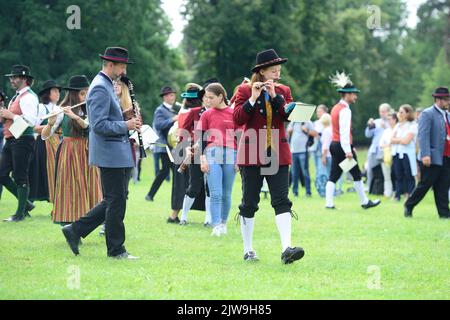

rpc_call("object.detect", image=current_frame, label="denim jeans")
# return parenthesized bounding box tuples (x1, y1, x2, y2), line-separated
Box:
(291, 152, 311, 195)
(206, 147, 237, 226)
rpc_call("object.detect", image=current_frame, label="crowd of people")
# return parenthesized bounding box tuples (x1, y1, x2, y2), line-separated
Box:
(1, 47, 449, 263)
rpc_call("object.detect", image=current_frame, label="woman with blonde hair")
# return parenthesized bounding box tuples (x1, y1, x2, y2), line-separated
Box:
(379, 112, 398, 198)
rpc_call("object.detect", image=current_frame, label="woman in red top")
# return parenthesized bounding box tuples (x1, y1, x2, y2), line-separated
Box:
(198, 83, 237, 237)
(233, 49, 304, 264)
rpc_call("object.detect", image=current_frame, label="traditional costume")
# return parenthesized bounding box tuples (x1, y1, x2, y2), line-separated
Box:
(1, 65, 38, 222)
(234, 49, 305, 264)
(325, 71, 380, 210)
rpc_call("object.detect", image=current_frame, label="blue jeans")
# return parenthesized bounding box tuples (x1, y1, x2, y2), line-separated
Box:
(206, 147, 237, 226)
(292, 152, 311, 195)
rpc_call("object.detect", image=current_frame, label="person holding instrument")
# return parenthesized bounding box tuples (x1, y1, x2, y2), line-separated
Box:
(1, 65, 38, 222)
(41, 75, 102, 225)
(60, 47, 141, 259)
(233, 49, 305, 264)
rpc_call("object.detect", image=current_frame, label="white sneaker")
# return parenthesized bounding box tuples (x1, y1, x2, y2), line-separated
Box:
(211, 225, 222, 237)
(220, 223, 227, 235)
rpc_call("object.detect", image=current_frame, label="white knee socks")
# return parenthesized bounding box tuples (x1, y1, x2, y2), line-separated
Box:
(354, 180, 369, 205)
(325, 181, 336, 208)
(240, 216, 255, 254)
(275, 213, 292, 252)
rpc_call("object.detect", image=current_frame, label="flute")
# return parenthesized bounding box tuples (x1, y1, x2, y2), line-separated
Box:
(254, 78, 282, 90)
(40, 102, 86, 121)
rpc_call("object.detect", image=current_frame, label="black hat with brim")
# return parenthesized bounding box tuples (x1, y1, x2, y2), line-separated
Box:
(99, 47, 134, 64)
(432, 86, 450, 98)
(63, 75, 90, 91)
(160, 86, 176, 97)
(251, 49, 288, 73)
(38, 80, 62, 96)
(4, 65, 34, 79)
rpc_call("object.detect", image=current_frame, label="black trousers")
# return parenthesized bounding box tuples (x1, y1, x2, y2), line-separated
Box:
(405, 157, 450, 218)
(329, 142, 362, 183)
(0, 136, 34, 186)
(392, 154, 415, 199)
(148, 152, 172, 199)
(239, 165, 292, 218)
(71, 167, 132, 257)
(186, 163, 204, 198)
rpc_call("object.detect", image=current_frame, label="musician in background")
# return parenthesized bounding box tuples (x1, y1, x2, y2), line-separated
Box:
(233, 49, 305, 264)
(145, 87, 178, 210)
(60, 47, 141, 259)
(42, 75, 101, 225)
(326, 72, 380, 211)
(179, 81, 214, 226)
(0, 65, 38, 222)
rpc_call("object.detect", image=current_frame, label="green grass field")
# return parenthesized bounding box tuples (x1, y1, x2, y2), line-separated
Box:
(0, 150, 449, 300)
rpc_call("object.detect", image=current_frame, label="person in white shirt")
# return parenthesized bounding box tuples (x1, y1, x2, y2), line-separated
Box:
(0, 65, 39, 222)
(378, 112, 398, 198)
(325, 71, 380, 210)
(311, 105, 328, 196)
(365, 103, 391, 193)
(391, 105, 418, 201)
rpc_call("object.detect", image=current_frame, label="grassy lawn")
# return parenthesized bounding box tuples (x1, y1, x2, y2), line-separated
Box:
(0, 150, 449, 300)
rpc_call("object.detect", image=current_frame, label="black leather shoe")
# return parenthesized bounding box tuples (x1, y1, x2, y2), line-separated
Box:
(145, 195, 154, 202)
(325, 206, 336, 210)
(281, 247, 305, 264)
(167, 217, 180, 224)
(3, 215, 26, 222)
(26, 201, 35, 213)
(362, 199, 381, 210)
(404, 206, 413, 218)
(61, 225, 80, 255)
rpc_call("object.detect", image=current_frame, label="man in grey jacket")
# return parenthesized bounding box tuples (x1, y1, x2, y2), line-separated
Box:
(404, 87, 450, 219)
(62, 47, 142, 259)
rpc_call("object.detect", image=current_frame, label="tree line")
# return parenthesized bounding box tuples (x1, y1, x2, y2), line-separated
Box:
(1, 0, 449, 143)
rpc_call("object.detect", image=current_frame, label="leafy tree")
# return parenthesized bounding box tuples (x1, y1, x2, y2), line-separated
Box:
(0, 0, 188, 123)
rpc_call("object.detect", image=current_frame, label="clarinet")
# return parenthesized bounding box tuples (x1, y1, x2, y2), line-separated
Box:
(120, 76, 147, 159)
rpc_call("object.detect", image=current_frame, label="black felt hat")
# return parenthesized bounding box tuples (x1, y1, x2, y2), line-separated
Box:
(4, 65, 34, 79)
(99, 47, 134, 64)
(38, 80, 62, 96)
(160, 86, 176, 97)
(251, 49, 288, 73)
(432, 87, 450, 98)
(63, 75, 90, 91)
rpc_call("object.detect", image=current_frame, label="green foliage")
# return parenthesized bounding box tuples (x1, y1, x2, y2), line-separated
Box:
(183, 0, 450, 144)
(418, 49, 450, 107)
(0, 0, 188, 123)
